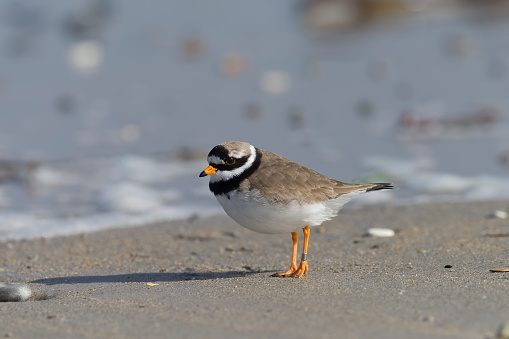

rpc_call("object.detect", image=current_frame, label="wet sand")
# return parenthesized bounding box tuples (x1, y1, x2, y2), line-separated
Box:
(1, 200, 509, 338)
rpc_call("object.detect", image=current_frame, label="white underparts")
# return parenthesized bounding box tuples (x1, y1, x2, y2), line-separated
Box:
(215, 189, 363, 234)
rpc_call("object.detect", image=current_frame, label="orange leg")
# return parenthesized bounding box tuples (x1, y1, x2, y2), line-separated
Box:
(271, 232, 298, 277)
(288, 226, 310, 278)
(272, 226, 310, 278)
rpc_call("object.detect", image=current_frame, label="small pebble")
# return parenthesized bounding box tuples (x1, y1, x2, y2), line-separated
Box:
(367, 228, 395, 237)
(220, 53, 245, 77)
(27, 253, 39, 261)
(490, 210, 508, 219)
(490, 268, 509, 273)
(423, 315, 435, 323)
(67, 40, 104, 74)
(259, 71, 291, 95)
(497, 321, 509, 338)
(444, 265, 452, 268)
(181, 36, 205, 60)
(0, 283, 32, 302)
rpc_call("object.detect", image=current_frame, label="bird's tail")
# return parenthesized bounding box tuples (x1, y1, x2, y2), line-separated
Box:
(366, 183, 395, 192)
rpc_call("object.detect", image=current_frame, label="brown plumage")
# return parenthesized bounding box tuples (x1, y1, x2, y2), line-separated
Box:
(200, 141, 394, 278)
(238, 148, 390, 205)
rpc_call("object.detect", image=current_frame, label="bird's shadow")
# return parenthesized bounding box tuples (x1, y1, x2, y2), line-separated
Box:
(31, 270, 271, 285)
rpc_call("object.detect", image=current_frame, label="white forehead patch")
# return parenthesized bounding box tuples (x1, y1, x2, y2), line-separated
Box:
(207, 155, 224, 165)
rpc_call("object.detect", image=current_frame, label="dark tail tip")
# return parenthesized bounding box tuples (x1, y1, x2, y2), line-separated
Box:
(366, 183, 395, 192)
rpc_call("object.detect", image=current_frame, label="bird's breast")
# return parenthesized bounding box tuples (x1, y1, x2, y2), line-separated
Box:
(214, 189, 358, 234)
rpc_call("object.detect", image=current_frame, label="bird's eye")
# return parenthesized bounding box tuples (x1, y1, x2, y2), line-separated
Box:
(225, 157, 236, 165)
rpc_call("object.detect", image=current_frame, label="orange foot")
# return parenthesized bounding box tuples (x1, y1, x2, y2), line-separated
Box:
(271, 262, 298, 277)
(271, 226, 310, 278)
(288, 260, 308, 278)
(271, 260, 308, 278)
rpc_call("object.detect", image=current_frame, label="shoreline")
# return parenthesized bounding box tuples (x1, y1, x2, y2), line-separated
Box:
(2, 194, 508, 243)
(1, 200, 509, 338)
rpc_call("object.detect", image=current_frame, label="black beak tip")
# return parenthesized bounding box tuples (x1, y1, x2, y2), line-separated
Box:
(199, 171, 207, 177)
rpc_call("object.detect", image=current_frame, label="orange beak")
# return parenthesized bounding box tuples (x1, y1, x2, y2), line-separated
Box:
(199, 165, 217, 177)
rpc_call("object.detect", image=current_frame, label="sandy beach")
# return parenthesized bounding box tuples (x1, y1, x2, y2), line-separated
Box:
(2, 2, 509, 338)
(1, 200, 509, 338)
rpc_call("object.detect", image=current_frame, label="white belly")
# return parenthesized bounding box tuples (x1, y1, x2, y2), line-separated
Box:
(215, 190, 361, 234)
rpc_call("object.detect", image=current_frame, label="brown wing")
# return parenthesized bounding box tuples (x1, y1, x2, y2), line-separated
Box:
(240, 150, 385, 205)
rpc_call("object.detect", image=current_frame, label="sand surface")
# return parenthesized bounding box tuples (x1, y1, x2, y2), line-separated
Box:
(1, 200, 509, 338)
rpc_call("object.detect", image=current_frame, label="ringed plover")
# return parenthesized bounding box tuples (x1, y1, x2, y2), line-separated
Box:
(200, 141, 394, 277)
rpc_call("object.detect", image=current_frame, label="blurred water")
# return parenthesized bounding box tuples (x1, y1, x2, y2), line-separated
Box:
(0, 1, 508, 240)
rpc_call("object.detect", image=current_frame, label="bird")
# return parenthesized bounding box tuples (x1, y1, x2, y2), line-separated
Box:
(199, 141, 394, 277)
